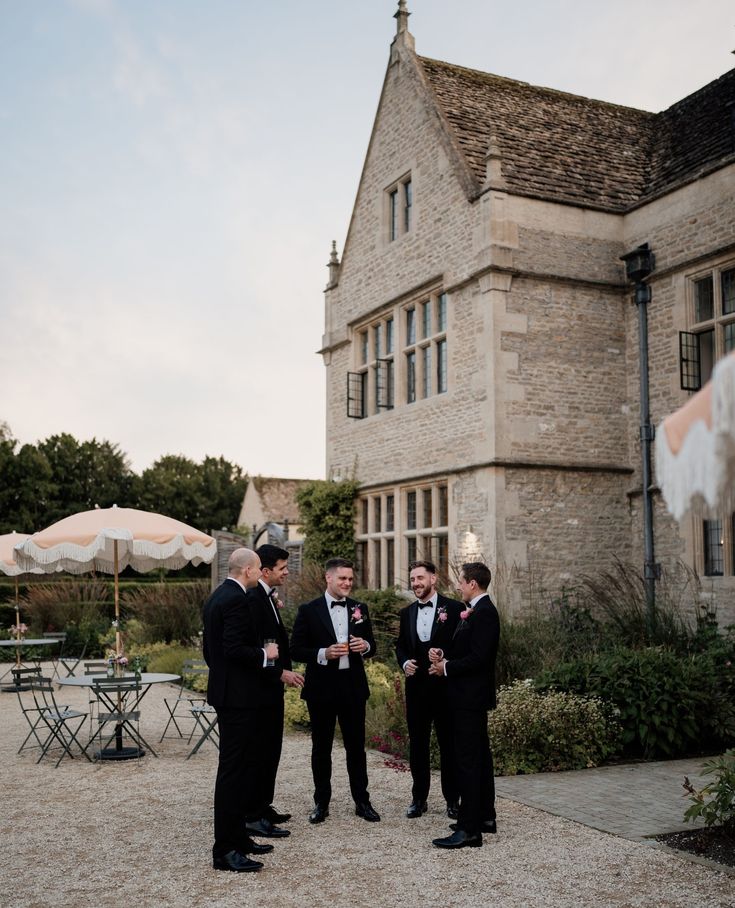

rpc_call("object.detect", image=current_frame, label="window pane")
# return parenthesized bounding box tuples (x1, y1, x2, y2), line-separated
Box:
(386, 318, 394, 354)
(437, 338, 447, 393)
(406, 351, 416, 403)
(438, 293, 447, 331)
(406, 308, 416, 345)
(374, 324, 382, 359)
(356, 541, 368, 587)
(703, 519, 724, 576)
(386, 495, 395, 532)
(373, 539, 382, 588)
(699, 330, 715, 385)
(422, 489, 432, 528)
(360, 331, 368, 365)
(406, 491, 417, 530)
(694, 276, 714, 322)
(438, 484, 448, 526)
(422, 346, 432, 398)
(361, 499, 369, 534)
(436, 535, 448, 580)
(422, 300, 431, 338)
(407, 536, 417, 569)
(725, 323, 735, 354)
(404, 179, 412, 232)
(722, 269, 735, 316)
(389, 189, 398, 242)
(374, 497, 382, 533)
(360, 371, 368, 418)
(386, 538, 395, 587)
(387, 359, 394, 408)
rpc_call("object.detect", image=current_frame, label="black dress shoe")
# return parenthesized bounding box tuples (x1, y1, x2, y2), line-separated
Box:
(406, 801, 427, 819)
(242, 838, 274, 855)
(266, 805, 292, 824)
(245, 818, 291, 838)
(355, 802, 381, 822)
(450, 819, 497, 834)
(433, 830, 482, 849)
(446, 801, 459, 819)
(213, 850, 264, 872)
(309, 804, 329, 824)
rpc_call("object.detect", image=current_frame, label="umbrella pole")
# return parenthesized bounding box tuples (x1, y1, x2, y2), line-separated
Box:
(14, 577, 21, 668)
(114, 540, 121, 657)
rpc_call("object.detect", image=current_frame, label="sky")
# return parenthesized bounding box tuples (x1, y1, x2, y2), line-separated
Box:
(1, 0, 733, 480)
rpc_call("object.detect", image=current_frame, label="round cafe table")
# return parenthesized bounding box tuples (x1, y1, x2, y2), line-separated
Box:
(0, 638, 56, 691)
(57, 672, 180, 761)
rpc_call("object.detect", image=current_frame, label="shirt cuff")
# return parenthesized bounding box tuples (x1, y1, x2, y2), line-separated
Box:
(443, 661, 448, 676)
(362, 642, 371, 657)
(402, 659, 411, 673)
(262, 649, 268, 668)
(317, 647, 328, 665)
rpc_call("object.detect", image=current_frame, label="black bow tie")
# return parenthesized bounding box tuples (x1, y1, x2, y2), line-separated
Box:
(418, 601, 433, 609)
(331, 600, 347, 608)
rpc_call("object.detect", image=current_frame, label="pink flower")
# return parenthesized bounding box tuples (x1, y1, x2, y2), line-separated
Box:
(272, 590, 284, 609)
(460, 609, 471, 620)
(437, 606, 448, 623)
(352, 607, 363, 623)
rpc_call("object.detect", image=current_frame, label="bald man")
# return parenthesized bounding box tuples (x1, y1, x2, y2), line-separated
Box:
(203, 547, 278, 873)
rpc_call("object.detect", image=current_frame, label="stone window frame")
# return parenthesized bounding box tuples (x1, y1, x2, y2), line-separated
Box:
(403, 291, 448, 405)
(386, 172, 412, 242)
(685, 260, 735, 577)
(355, 482, 448, 590)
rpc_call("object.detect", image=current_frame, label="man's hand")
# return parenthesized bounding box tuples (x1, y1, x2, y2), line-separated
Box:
(428, 647, 443, 663)
(404, 659, 418, 677)
(265, 641, 279, 660)
(325, 642, 349, 660)
(428, 659, 446, 676)
(349, 635, 369, 653)
(281, 670, 305, 688)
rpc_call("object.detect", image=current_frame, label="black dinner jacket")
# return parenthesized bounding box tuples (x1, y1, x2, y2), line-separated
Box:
(444, 594, 499, 712)
(202, 578, 269, 711)
(245, 581, 292, 705)
(290, 595, 376, 704)
(395, 593, 463, 683)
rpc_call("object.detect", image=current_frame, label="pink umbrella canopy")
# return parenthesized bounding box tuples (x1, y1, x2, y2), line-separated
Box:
(0, 532, 44, 644)
(14, 507, 217, 655)
(656, 350, 735, 520)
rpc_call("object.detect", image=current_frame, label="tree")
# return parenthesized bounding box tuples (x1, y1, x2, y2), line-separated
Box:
(296, 480, 358, 565)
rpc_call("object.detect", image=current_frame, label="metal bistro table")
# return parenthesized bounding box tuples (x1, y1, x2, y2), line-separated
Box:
(0, 639, 56, 691)
(57, 672, 180, 761)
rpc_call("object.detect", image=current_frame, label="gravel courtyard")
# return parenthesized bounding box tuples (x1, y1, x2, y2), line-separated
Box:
(2, 676, 732, 908)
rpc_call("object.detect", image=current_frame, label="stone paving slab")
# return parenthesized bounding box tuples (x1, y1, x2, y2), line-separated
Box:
(495, 758, 712, 841)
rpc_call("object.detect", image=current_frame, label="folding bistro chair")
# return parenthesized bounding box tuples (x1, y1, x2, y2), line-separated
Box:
(12, 667, 50, 754)
(159, 659, 209, 742)
(186, 703, 219, 759)
(58, 639, 88, 678)
(28, 677, 89, 767)
(42, 632, 67, 680)
(84, 676, 158, 762)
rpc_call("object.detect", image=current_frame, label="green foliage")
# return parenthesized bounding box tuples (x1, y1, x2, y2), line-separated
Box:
(296, 479, 358, 565)
(365, 661, 409, 761)
(121, 580, 209, 645)
(18, 580, 111, 656)
(352, 587, 404, 667)
(284, 686, 311, 730)
(490, 680, 622, 775)
(536, 646, 735, 759)
(683, 750, 735, 832)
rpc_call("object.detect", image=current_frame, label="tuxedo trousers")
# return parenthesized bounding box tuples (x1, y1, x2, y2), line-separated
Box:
(453, 707, 495, 835)
(259, 695, 285, 811)
(213, 706, 264, 855)
(306, 673, 369, 806)
(405, 678, 458, 805)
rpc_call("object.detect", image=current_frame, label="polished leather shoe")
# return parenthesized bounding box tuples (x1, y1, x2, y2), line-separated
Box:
(265, 805, 292, 824)
(242, 838, 274, 855)
(406, 801, 427, 819)
(308, 804, 329, 824)
(355, 802, 381, 822)
(433, 830, 482, 849)
(213, 850, 264, 872)
(245, 818, 290, 838)
(450, 819, 497, 834)
(446, 801, 459, 819)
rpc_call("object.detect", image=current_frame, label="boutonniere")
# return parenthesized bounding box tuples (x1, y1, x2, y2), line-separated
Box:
(436, 605, 448, 623)
(271, 590, 284, 609)
(460, 607, 473, 621)
(350, 604, 365, 624)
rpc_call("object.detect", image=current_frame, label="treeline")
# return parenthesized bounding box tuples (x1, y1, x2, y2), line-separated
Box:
(0, 423, 247, 535)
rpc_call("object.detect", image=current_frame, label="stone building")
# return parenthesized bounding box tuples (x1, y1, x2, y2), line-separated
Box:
(321, 3, 735, 614)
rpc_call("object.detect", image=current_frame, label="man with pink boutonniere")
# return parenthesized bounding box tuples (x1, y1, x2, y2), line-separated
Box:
(428, 561, 499, 850)
(395, 560, 462, 821)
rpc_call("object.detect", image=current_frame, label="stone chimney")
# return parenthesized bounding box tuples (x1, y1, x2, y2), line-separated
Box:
(392, 1, 415, 53)
(326, 240, 340, 289)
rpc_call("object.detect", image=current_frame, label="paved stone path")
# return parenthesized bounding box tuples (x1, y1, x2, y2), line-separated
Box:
(495, 757, 711, 841)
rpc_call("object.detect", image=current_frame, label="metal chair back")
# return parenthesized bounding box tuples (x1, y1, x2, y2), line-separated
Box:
(159, 659, 209, 742)
(28, 676, 89, 767)
(84, 675, 156, 762)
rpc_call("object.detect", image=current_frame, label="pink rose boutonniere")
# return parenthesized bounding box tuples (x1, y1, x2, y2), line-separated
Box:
(351, 605, 364, 624)
(460, 608, 472, 621)
(436, 605, 448, 623)
(271, 590, 284, 609)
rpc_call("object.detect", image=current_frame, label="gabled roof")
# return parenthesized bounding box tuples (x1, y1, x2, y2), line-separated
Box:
(418, 55, 735, 212)
(249, 476, 311, 523)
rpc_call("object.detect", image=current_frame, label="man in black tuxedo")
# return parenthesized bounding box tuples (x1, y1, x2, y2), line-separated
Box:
(290, 557, 380, 824)
(202, 547, 278, 873)
(429, 561, 499, 850)
(395, 560, 462, 819)
(244, 544, 304, 837)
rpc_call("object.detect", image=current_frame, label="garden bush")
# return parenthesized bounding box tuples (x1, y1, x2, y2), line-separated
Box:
(121, 580, 208, 645)
(683, 749, 735, 832)
(489, 679, 622, 775)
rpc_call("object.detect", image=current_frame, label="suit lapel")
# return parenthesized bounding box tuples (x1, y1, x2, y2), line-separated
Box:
(408, 601, 419, 650)
(318, 596, 337, 642)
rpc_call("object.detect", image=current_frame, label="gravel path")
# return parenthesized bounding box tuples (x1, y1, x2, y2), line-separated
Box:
(2, 676, 733, 908)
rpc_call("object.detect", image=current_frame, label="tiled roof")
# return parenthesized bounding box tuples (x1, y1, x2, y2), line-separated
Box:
(418, 56, 735, 212)
(251, 476, 312, 523)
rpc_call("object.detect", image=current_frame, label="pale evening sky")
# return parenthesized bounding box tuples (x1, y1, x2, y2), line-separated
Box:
(1, 0, 733, 479)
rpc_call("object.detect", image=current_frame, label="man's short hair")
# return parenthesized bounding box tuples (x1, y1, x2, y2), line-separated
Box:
(256, 544, 289, 570)
(325, 557, 354, 573)
(461, 561, 492, 590)
(409, 560, 437, 575)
